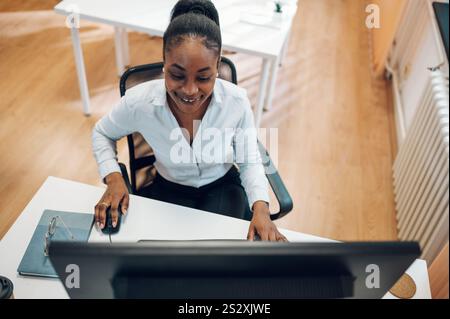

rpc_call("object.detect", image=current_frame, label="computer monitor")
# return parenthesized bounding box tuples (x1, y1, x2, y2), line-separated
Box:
(49, 240, 420, 299)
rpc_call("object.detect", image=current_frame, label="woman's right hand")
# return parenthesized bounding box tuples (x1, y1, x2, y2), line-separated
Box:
(94, 172, 129, 230)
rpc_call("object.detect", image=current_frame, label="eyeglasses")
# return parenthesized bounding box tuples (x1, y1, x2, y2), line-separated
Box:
(44, 216, 75, 257)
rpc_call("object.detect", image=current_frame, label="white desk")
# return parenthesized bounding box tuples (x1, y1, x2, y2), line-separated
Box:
(0, 176, 431, 299)
(54, 0, 298, 125)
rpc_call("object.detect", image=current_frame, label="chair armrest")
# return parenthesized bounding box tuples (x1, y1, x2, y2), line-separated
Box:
(265, 170, 293, 220)
(257, 141, 293, 220)
(118, 162, 133, 194)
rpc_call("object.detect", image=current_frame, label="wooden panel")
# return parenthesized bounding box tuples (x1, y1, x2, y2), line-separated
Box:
(428, 241, 449, 299)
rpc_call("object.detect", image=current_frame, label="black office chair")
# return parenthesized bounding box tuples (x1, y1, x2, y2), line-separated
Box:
(118, 56, 293, 220)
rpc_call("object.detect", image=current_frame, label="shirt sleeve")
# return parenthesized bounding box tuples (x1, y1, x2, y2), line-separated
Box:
(91, 95, 136, 181)
(233, 94, 270, 210)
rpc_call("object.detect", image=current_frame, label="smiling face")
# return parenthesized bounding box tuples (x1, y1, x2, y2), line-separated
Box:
(164, 37, 219, 115)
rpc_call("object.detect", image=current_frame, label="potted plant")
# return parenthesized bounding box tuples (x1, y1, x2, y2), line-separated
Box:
(272, 1, 286, 25)
(274, 1, 283, 13)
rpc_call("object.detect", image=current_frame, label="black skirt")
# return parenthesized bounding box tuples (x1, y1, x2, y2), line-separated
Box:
(137, 166, 253, 221)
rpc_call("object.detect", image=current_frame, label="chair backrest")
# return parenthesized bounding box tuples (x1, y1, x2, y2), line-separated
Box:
(120, 57, 238, 193)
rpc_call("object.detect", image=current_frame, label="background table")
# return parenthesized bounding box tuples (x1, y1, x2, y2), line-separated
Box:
(54, 0, 298, 125)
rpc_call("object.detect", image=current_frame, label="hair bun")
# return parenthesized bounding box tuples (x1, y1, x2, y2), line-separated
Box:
(170, 0, 220, 27)
(189, 4, 206, 15)
(164, 0, 222, 57)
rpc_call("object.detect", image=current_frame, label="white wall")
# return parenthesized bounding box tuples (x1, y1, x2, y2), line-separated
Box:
(390, 0, 449, 145)
(399, 20, 446, 132)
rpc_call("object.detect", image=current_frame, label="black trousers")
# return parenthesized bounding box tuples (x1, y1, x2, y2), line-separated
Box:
(137, 166, 253, 221)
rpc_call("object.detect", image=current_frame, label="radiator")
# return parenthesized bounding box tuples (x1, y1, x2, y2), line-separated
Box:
(386, 0, 448, 143)
(393, 69, 449, 264)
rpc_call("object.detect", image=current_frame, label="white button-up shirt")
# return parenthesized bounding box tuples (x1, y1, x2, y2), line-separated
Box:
(92, 78, 269, 208)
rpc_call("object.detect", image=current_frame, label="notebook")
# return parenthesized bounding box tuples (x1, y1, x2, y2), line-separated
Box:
(17, 209, 94, 278)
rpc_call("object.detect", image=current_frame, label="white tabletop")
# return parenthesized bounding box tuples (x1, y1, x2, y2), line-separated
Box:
(0, 176, 431, 299)
(54, 0, 297, 58)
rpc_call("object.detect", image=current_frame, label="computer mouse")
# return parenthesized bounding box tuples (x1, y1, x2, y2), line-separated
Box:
(253, 233, 262, 241)
(102, 204, 122, 235)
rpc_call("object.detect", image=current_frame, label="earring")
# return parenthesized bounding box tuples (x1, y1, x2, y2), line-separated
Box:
(162, 67, 165, 73)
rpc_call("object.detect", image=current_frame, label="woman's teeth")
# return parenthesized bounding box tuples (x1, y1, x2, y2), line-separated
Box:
(180, 96, 200, 103)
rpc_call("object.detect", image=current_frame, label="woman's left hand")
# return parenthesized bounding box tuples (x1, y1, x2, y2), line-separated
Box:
(247, 201, 288, 242)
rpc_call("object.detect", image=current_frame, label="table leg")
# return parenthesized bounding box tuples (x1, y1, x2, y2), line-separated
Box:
(255, 58, 271, 127)
(264, 55, 281, 111)
(114, 26, 125, 76)
(279, 29, 291, 67)
(121, 28, 130, 67)
(70, 26, 91, 115)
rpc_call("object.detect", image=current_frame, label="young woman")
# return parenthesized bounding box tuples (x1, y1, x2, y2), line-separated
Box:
(92, 0, 286, 242)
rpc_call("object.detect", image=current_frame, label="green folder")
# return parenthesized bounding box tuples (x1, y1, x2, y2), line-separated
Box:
(17, 210, 94, 278)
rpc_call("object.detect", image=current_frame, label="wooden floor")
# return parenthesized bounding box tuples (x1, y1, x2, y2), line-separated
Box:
(0, 0, 398, 241)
